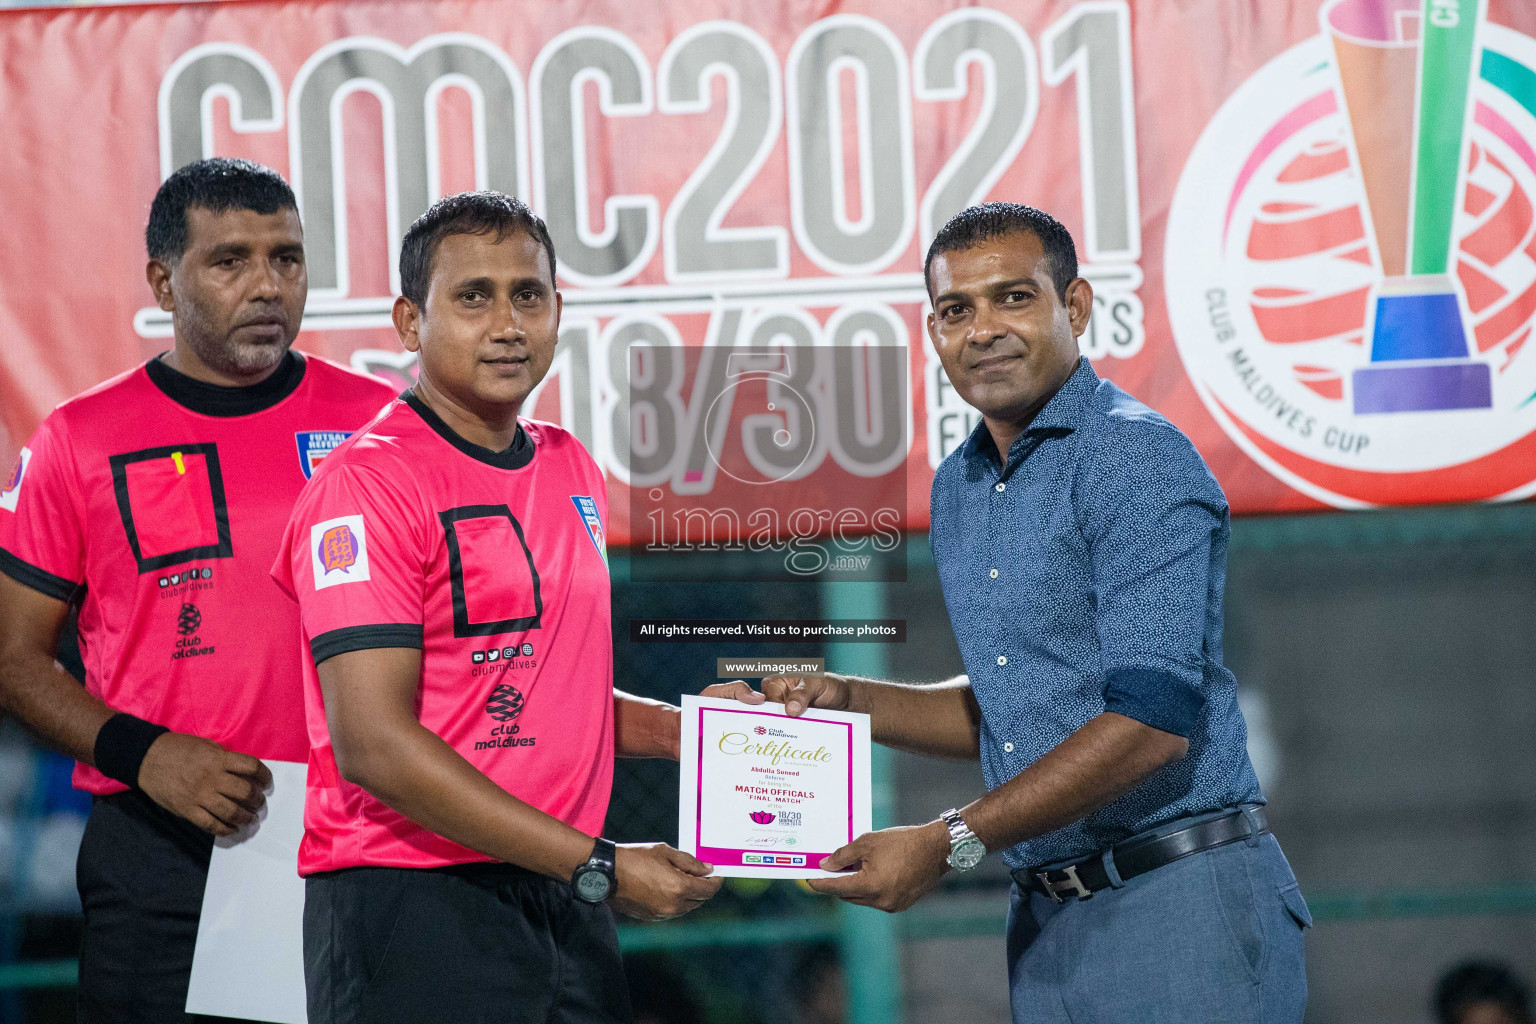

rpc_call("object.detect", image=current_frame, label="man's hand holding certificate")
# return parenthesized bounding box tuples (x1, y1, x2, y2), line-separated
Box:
(700, 674, 965, 911)
(680, 694, 872, 879)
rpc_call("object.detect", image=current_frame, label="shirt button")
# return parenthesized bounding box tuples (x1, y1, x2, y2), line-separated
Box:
(996, 655, 1008, 666)
(1003, 742, 1015, 753)
(995, 482, 1006, 492)
(989, 568, 999, 579)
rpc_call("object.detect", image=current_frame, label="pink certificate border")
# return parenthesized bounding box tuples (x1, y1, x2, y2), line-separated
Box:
(695, 707, 854, 871)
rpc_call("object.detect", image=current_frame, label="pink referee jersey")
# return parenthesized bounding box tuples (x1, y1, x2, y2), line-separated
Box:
(271, 392, 614, 875)
(0, 353, 397, 795)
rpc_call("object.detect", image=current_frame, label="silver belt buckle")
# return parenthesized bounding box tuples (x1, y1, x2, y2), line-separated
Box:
(1034, 863, 1093, 903)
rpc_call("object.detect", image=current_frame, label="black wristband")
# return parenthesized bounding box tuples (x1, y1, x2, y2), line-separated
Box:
(93, 713, 170, 789)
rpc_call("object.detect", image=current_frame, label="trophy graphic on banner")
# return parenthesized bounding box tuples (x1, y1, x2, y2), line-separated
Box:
(1324, 0, 1493, 414)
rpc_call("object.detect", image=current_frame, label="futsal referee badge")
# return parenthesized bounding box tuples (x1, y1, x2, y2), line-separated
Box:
(295, 431, 350, 479)
(570, 496, 607, 567)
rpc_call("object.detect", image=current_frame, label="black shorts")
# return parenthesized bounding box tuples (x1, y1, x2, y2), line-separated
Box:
(304, 863, 632, 1024)
(75, 790, 255, 1024)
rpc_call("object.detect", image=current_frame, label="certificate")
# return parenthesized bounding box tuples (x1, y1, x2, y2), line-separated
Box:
(679, 695, 872, 879)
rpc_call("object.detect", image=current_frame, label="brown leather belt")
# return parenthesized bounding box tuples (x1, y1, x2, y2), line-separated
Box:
(1012, 806, 1269, 903)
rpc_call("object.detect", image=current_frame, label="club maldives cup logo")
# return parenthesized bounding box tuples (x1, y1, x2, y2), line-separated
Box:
(1166, 0, 1536, 506)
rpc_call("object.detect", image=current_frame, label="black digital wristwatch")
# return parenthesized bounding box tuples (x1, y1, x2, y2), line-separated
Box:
(571, 837, 617, 904)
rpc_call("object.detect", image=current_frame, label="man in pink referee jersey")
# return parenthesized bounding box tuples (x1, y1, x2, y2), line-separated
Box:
(0, 158, 396, 1022)
(273, 191, 719, 1024)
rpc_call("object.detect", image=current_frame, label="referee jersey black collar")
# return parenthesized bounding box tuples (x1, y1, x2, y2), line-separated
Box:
(146, 350, 306, 416)
(401, 389, 534, 470)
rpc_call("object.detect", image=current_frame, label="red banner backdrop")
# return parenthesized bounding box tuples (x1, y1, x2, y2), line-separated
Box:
(4, 0, 1536, 542)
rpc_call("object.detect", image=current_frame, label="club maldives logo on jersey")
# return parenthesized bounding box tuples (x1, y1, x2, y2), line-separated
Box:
(310, 515, 371, 590)
(1166, 0, 1536, 506)
(295, 431, 351, 479)
(475, 682, 537, 750)
(171, 601, 214, 660)
(570, 497, 607, 566)
(0, 447, 31, 513)
(484, 683, 525, 722)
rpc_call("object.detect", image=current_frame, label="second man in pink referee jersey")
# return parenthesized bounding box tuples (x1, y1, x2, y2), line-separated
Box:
(273, 191, 719, 1024)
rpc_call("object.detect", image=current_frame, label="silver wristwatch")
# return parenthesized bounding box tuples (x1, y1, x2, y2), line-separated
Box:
(940, 808, 986, 871)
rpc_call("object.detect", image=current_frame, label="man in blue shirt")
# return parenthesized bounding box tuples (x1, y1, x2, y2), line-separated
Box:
(709, 204, 1309, 1022)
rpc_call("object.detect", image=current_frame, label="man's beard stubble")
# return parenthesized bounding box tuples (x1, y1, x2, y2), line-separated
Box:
(176, 296, 293, 378)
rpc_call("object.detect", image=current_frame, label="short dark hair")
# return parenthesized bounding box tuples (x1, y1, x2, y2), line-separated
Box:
(924, 202, 1079, 301)
(146, 158, 297, 263)
(1434, 961, 1533, 1024)
(399, 191, 557, 307)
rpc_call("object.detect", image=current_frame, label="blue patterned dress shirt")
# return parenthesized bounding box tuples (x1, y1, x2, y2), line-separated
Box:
(929, 357, 1262, 868)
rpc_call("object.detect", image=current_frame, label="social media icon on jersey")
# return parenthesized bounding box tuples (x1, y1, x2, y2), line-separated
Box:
(310, 515, 371, 590)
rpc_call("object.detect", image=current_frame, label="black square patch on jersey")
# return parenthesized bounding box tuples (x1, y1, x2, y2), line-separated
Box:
(439, 504, 542, 638)
(109, 443, 233, 573)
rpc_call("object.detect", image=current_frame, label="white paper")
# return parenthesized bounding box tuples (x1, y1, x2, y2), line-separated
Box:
(186, 759, 308, 1024)
(679, 696, 872, 879)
